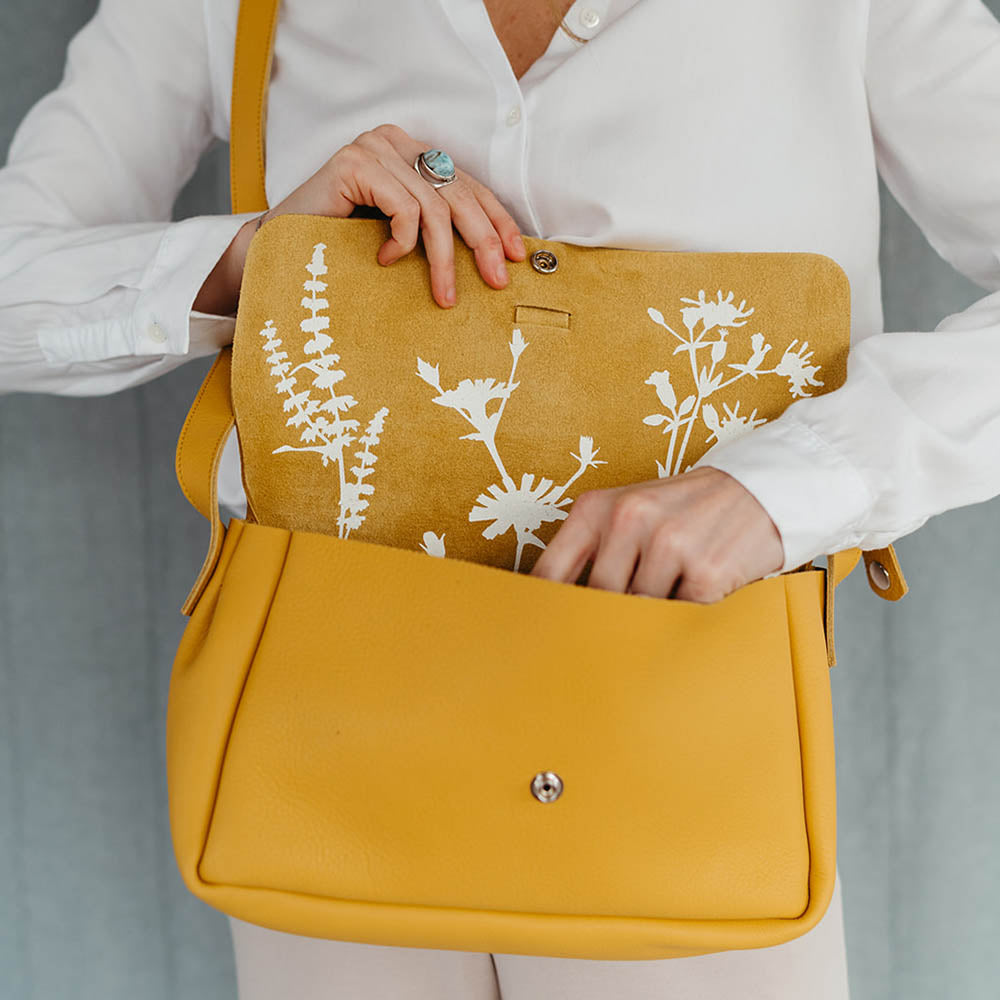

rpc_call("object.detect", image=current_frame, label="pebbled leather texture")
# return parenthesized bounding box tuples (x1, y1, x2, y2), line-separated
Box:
(166, 0, 911, 961)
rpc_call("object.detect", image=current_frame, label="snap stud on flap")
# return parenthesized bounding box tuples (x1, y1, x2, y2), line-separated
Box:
(530, 250, 558, 273)
(531, 771, 563, 802)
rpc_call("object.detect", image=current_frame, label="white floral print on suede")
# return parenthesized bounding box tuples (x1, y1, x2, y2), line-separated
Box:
(643, 290, 824, 477)
(419, 531, 447, 558)
(416, 327, 605, 571)
(260, 242, 390, 538)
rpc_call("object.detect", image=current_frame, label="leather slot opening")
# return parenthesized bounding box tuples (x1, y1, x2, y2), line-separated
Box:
(514, 305, 571, 329)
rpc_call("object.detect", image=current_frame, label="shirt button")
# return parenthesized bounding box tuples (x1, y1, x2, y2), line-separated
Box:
(579, 8, 601, 29)
(147, 321, 167, 344)
(506, 105, 522, 127)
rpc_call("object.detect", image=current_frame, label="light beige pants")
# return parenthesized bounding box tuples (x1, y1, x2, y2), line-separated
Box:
(228, 868, 849, 999)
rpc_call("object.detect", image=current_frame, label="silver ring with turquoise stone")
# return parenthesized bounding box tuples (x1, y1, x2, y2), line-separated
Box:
(414, 148, 457, 188)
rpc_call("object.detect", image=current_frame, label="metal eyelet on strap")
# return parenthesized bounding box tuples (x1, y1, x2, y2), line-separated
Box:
(530, 250, 559, 274)
(531, 771, 563, 802)
(867, 559, 891, 591)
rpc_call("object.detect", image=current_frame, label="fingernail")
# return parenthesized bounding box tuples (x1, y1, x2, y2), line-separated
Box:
(513, 234, 525, 255)
(444, 284, 456, 306)
(494, 261, 509, 284)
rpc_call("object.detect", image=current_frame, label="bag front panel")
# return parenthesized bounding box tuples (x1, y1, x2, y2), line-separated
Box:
(166, 519, 291, 886)
(231, 216, 850, 573)
(196, 524, 813, 922)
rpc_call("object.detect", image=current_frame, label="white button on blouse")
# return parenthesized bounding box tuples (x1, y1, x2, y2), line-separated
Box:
(1, 0, 1000, 576)
(146, 321, 167, 344)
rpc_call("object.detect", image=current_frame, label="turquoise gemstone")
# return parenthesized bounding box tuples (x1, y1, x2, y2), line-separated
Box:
(424, 149, 455, 178)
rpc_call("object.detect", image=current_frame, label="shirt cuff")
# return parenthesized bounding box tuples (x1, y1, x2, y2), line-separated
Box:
(134, 211, 260, 356)
(688, 412, 876, 574)
(34, 212, 259, 366)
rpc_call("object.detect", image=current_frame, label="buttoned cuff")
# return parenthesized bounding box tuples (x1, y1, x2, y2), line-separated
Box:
(35, 212, 258, 365)
(688, 412, 876, 574)
(134, 211, 259, 355)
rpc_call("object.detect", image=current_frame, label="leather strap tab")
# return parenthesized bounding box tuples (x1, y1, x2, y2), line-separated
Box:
(862, 545, 908, 601)
(824, 548, 862, 669)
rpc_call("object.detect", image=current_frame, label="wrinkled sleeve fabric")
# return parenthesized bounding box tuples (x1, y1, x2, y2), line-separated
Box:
(691, 0, 1000, 573)
(0, 0, 258, 397)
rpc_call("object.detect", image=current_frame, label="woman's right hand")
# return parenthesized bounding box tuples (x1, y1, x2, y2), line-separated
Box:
(196, 122, 527, 316)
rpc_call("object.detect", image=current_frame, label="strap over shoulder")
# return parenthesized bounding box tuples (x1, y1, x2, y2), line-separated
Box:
(229, 0, 281, 217)
(175, 0, 279, 613)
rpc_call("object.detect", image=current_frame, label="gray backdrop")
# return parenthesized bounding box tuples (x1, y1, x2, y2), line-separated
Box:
(1, 2, 998, 998)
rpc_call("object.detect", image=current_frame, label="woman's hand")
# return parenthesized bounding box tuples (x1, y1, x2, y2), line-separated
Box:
(196, 122, 526, 316)
(529, 466, 786, 603)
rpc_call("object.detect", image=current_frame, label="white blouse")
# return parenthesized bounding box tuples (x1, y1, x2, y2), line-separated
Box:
(1, 0, 1000, 575)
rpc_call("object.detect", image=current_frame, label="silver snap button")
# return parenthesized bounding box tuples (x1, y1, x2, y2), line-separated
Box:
(867, 559, 891, 590)
(530, 250, 559, 274)
(531, 771, 563, 803)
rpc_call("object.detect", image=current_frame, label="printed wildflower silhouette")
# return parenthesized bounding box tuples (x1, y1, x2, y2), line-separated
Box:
(260, 242, 390, 538)
(416, 327, 605, 570)
(419, 531, 446, 558)
(701, 401, 767, 446)
(643, 291, 824, 477)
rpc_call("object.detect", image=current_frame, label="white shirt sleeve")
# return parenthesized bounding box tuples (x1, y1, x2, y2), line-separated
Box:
(691, 0, 1000, 572)
(0, 0, 259, 397)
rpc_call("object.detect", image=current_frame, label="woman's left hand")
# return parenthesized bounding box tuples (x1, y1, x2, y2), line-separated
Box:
(528, 466, 786, 603)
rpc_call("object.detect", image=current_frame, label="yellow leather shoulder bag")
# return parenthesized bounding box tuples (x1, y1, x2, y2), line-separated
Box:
(166, 0, 909, 960)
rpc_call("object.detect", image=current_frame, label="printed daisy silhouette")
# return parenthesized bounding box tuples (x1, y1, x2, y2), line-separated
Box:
(416, 330, 605, 570)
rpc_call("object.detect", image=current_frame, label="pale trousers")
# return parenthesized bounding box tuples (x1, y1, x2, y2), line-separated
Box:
(228, 867, 849, 999)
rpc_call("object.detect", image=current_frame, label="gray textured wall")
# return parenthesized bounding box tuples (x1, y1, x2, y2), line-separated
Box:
(2, 2, 999, 998)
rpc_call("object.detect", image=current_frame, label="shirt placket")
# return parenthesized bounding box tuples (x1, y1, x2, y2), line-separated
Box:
(439, 0, 609, 237)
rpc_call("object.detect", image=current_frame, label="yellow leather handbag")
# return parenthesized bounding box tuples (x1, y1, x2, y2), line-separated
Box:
(166, 0, 909, 960)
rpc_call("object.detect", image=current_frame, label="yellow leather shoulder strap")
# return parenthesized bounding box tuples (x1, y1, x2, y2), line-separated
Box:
(176, 0, 279, 615)
(174, 0, 908, 653)
(176, 346, 235, 615)
(229, 0, 280, 217)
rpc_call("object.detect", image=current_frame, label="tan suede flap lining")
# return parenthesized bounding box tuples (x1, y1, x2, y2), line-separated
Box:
(230, 215, 849, 573)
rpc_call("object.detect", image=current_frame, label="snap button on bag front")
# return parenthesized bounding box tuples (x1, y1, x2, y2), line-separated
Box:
(530, 249, 559, 273)
(531, 771, 563, 802)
